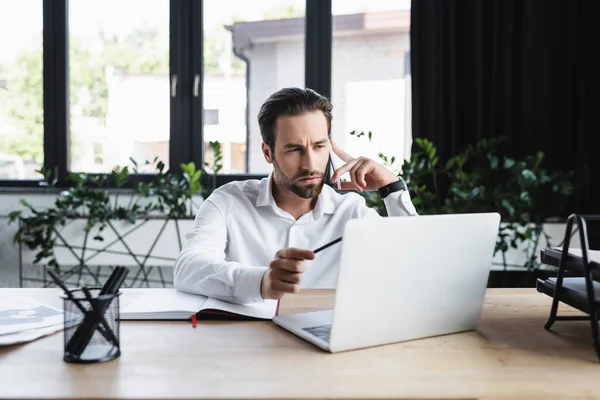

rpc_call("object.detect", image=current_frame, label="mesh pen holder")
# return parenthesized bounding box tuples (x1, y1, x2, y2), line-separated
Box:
(61, 287, 121, 364)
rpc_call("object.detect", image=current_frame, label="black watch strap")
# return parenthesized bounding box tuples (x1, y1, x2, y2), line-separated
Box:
(377, 178, 408, 199)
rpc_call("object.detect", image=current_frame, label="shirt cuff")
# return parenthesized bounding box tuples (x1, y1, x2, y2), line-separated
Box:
(234, 266, 269, 304)
(383, 190, 418, 216)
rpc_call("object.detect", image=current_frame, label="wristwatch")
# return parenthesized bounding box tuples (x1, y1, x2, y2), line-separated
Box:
(377, 178, 408, 199)
(377, 177, 417, 215)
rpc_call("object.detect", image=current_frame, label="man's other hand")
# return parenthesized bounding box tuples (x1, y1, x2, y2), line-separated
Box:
(261, 248, 316, 300)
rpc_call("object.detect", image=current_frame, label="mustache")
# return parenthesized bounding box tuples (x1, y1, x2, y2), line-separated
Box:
(295, 171, 324, 180)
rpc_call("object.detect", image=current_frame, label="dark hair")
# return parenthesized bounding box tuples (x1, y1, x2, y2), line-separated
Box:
(257, 87, 333, 152)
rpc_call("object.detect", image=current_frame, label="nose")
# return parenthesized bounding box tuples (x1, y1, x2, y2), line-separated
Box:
(301, 148, 318, 172)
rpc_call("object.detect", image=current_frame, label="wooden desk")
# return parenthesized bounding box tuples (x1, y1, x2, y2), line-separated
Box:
(1, 288, 599, 400)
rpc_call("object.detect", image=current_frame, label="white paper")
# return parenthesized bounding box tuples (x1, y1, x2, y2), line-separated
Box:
(0, 298, 64, 336)
(0, 297, 69, 346)
(0, 324, 64, 346)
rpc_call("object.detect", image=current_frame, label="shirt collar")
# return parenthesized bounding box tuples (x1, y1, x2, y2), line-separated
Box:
(256, 172, 336, 218)
(255, 172, 275, 208)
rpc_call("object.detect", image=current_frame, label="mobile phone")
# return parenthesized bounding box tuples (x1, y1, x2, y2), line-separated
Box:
(329, 150, 342, 190)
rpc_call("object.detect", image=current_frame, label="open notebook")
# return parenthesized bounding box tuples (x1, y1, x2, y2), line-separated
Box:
(120, 289, 279, 321)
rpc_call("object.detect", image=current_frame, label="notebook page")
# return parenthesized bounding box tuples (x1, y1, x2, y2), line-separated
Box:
(121, 289, 208, 319)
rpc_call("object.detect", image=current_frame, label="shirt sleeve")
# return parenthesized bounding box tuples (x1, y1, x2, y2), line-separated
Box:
(173, 194, 268, 304)
(382, 189, 419, 217)
(352, 187, 419, 218)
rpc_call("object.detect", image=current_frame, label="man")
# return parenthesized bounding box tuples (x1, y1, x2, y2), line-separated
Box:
(174, 87, 418, 304)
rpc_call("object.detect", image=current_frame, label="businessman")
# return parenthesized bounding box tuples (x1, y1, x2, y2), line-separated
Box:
(174, 87, 418, 304)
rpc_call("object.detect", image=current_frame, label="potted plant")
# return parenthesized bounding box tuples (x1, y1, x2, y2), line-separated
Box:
(9, 141, 223, 287)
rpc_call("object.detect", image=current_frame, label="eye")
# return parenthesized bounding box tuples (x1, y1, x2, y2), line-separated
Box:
(315, 145, 326, 149)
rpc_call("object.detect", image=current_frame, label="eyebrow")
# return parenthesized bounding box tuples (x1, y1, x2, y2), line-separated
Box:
(283, 139, 329, 149)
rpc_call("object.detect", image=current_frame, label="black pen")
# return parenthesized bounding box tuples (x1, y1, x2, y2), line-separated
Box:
(313, 237, 342, 254)
(81, 285, 120, 347)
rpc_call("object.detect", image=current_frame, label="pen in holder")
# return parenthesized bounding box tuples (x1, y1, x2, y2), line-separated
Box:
(48, 266, 128, 364)
(62, 286, 121, 364)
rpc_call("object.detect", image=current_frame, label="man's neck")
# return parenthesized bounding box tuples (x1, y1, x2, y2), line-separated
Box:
(271, 178, 317, 220)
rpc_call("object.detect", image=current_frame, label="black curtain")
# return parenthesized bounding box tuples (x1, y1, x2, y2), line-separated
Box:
(410, 0, 600, 216)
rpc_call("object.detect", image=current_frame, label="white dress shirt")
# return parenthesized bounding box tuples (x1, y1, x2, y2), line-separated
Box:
(173, 173, 418, 304)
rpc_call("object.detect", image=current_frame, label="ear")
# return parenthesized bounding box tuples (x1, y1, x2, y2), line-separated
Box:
(262, 142, 273, 164)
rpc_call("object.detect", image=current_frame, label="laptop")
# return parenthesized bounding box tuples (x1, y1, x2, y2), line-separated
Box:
(272, 212, 501, 353)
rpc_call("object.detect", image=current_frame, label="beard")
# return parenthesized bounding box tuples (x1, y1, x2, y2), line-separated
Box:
(272, 159, 325, 199)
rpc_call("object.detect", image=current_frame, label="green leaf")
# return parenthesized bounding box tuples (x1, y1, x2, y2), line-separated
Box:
(180, 161, 196, 176)
(503, 158, 515, 169)
(446, 157, 458, 170)
(501, 199, 515, 217)
(19, 199, 33, 209)
(192, 170, 202, 182)
(8, 210, 21, 222)
(489, 155, 499, 169)
(521, 169, 537, 182)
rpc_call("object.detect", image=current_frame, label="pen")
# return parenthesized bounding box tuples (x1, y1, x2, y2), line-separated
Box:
(270, 238, 342, 312)
(81, 284, 120, 347)
(313, 237, 342, 254)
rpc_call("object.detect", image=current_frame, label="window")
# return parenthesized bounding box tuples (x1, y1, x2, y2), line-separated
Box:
(0, 0, 44, 180)
(204, 0, 306, 174)
(0, 0, 337, 187)
(204, 109, 220, 126)
(68, 0, 170, 173)
(331, 0, 412, 166)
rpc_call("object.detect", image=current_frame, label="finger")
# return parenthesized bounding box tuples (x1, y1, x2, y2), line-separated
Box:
(354, 159, 371, 189)
(349, 159, 365, 191)
(338, 181, 359, 191)
(330, 140, 355, 163)
(275, 247, 315, 261)
(271, 280, 300, 294)
(331, 159, 359, 184)
(348, 165, 361, 192)
(273, 270, 303, 285)
(271, 259, 306, 273)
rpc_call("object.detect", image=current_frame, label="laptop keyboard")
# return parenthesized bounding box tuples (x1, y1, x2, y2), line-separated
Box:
(302, 324, 332, 343)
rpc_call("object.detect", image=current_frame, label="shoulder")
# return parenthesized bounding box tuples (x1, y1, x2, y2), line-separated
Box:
(204, 177, 265, 208)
